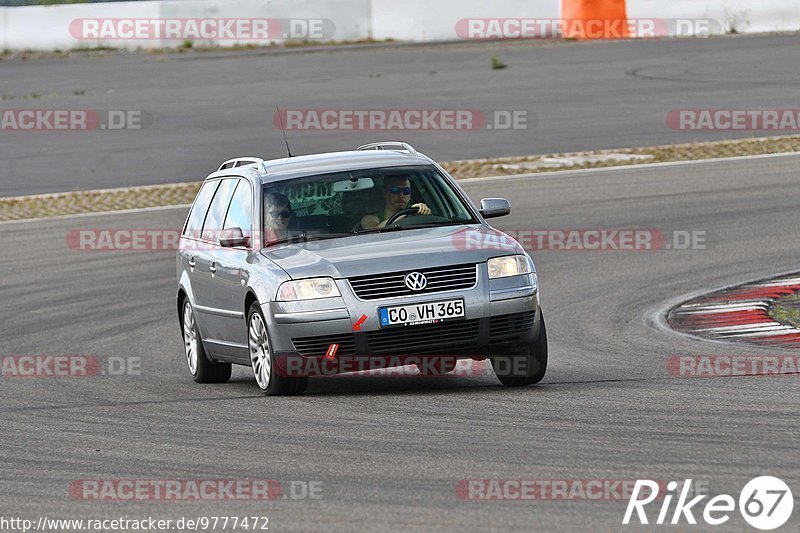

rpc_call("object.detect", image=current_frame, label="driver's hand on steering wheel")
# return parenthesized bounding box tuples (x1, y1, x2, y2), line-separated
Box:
(412, 203, 431, 216)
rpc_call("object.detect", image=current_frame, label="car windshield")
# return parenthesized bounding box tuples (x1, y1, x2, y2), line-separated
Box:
(262, 165, 477, 245)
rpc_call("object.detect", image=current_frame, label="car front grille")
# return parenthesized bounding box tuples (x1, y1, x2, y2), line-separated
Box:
(489, 311, 536, 341)
(365, 319, 480, 355)
(348, 264, 477, 300)
(292, 334, 357, 357)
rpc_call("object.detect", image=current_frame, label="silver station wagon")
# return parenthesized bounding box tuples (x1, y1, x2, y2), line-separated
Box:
(177, 142, 546, 395)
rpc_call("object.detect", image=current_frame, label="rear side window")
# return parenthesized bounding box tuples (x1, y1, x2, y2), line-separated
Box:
(184, 181, 220, 238)
(223, 180, 253, 238)
(202, 178, 238, 242)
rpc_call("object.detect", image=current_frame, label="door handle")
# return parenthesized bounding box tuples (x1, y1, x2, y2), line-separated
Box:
(210, 262, 217, 275)
(188, 257, 196, 268)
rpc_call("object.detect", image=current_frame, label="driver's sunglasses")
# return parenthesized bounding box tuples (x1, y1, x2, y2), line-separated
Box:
(389, 186, 412, 195)
(270, 209, 292, 219)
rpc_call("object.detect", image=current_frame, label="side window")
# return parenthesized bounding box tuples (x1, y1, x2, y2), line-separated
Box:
(223, 180, 253, 239)
(184, 181, 220, 238)
(201, 178, 238, 242)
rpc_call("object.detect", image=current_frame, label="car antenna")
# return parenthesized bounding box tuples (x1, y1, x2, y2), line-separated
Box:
(276, 107, 294, 157)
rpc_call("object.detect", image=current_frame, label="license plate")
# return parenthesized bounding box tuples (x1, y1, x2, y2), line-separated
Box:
(379, 299, 465, 327)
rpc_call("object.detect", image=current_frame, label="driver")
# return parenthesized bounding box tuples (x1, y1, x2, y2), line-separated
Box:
(360, 174, 431, 230)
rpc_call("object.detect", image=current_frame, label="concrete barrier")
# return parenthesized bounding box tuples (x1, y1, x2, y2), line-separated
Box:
(0, 8, 6, 50)
(628, 0, 800, 34)
(370, 0, 557, 41)
(0, 0, 798, 51)
(4, 1, 160, 50)
(0, 0, 368, 50)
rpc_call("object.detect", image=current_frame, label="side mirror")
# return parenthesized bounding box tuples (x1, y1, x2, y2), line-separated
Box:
(479, 198, 511, 219)
(219, 227, 250, 248)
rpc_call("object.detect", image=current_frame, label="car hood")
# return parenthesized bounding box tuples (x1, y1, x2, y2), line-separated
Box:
(260, 225, 523, 279)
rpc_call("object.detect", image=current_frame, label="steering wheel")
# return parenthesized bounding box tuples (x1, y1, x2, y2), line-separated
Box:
(385, 207, 420, 226)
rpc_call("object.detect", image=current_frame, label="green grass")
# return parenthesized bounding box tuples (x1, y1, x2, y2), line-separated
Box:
(490, 56, 507, 70)
(70, 46, 118, 53)
(35, 0, 89, 4)
(283, 37, 397, 48)
(443, 134, 800, 179)
(769, 294, 800, 328)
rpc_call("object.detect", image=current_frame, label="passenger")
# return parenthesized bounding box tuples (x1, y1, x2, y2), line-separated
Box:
(264, 192, 292, 242)
(359, 175, 431, 230)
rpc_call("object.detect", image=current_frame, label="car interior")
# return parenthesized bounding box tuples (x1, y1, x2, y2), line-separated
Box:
(281, 174, 430, 235)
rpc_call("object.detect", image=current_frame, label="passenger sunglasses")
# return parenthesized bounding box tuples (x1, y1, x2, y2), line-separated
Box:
(270, 209, 292, 218)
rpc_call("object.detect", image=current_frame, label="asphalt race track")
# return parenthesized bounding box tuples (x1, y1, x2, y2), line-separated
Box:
(1, 153, 799, 531)
(2, 34, 800, 196)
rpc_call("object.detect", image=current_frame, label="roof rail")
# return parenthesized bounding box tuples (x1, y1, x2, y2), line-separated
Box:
(217, 157, 265, 172)
(357, 142, 420, 157)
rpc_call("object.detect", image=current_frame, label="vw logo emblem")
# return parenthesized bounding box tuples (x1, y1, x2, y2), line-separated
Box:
(404, 272, 428, 291)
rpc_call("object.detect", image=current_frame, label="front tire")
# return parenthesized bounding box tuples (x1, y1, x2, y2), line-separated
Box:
(182, 299, 231, 383)
(247, 302, 307, 396)
(492, 312, 548, 387)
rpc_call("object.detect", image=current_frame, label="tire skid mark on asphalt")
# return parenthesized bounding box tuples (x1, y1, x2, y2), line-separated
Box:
(667, 274, 800, 348)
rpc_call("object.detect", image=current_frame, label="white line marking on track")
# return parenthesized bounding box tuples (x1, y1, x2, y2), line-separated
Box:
(680, 301, 772, 309)
(744, 278, 800, 287)
(721, 328, 800, 338)
(694, 322, 786, 333)
(675, 306, 769, 315)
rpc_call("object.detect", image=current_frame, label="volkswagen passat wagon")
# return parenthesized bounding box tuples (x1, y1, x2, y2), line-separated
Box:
(177, 142, 546, 395)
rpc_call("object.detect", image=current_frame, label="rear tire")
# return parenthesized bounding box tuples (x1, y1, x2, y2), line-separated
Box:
(182, 299, 232, 384)
(492, 312, 548, 387)
(247, 302, 307, 396)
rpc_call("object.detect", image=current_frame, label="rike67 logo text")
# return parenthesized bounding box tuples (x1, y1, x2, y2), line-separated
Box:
(624, 477, 793, 530)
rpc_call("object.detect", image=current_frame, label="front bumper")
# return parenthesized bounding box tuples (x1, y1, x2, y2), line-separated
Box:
(261, 264, 540, 370)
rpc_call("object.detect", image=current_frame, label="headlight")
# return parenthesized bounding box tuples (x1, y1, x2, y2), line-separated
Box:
(488, 255, 531, 279)
(277, 278, 341, 301)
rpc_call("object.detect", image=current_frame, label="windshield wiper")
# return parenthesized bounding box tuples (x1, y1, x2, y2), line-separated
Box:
(395, 220, 473, 230)
(352, 224, 404, 234)
(265, 232, 351, 247)
(354, 221, 474, 235)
